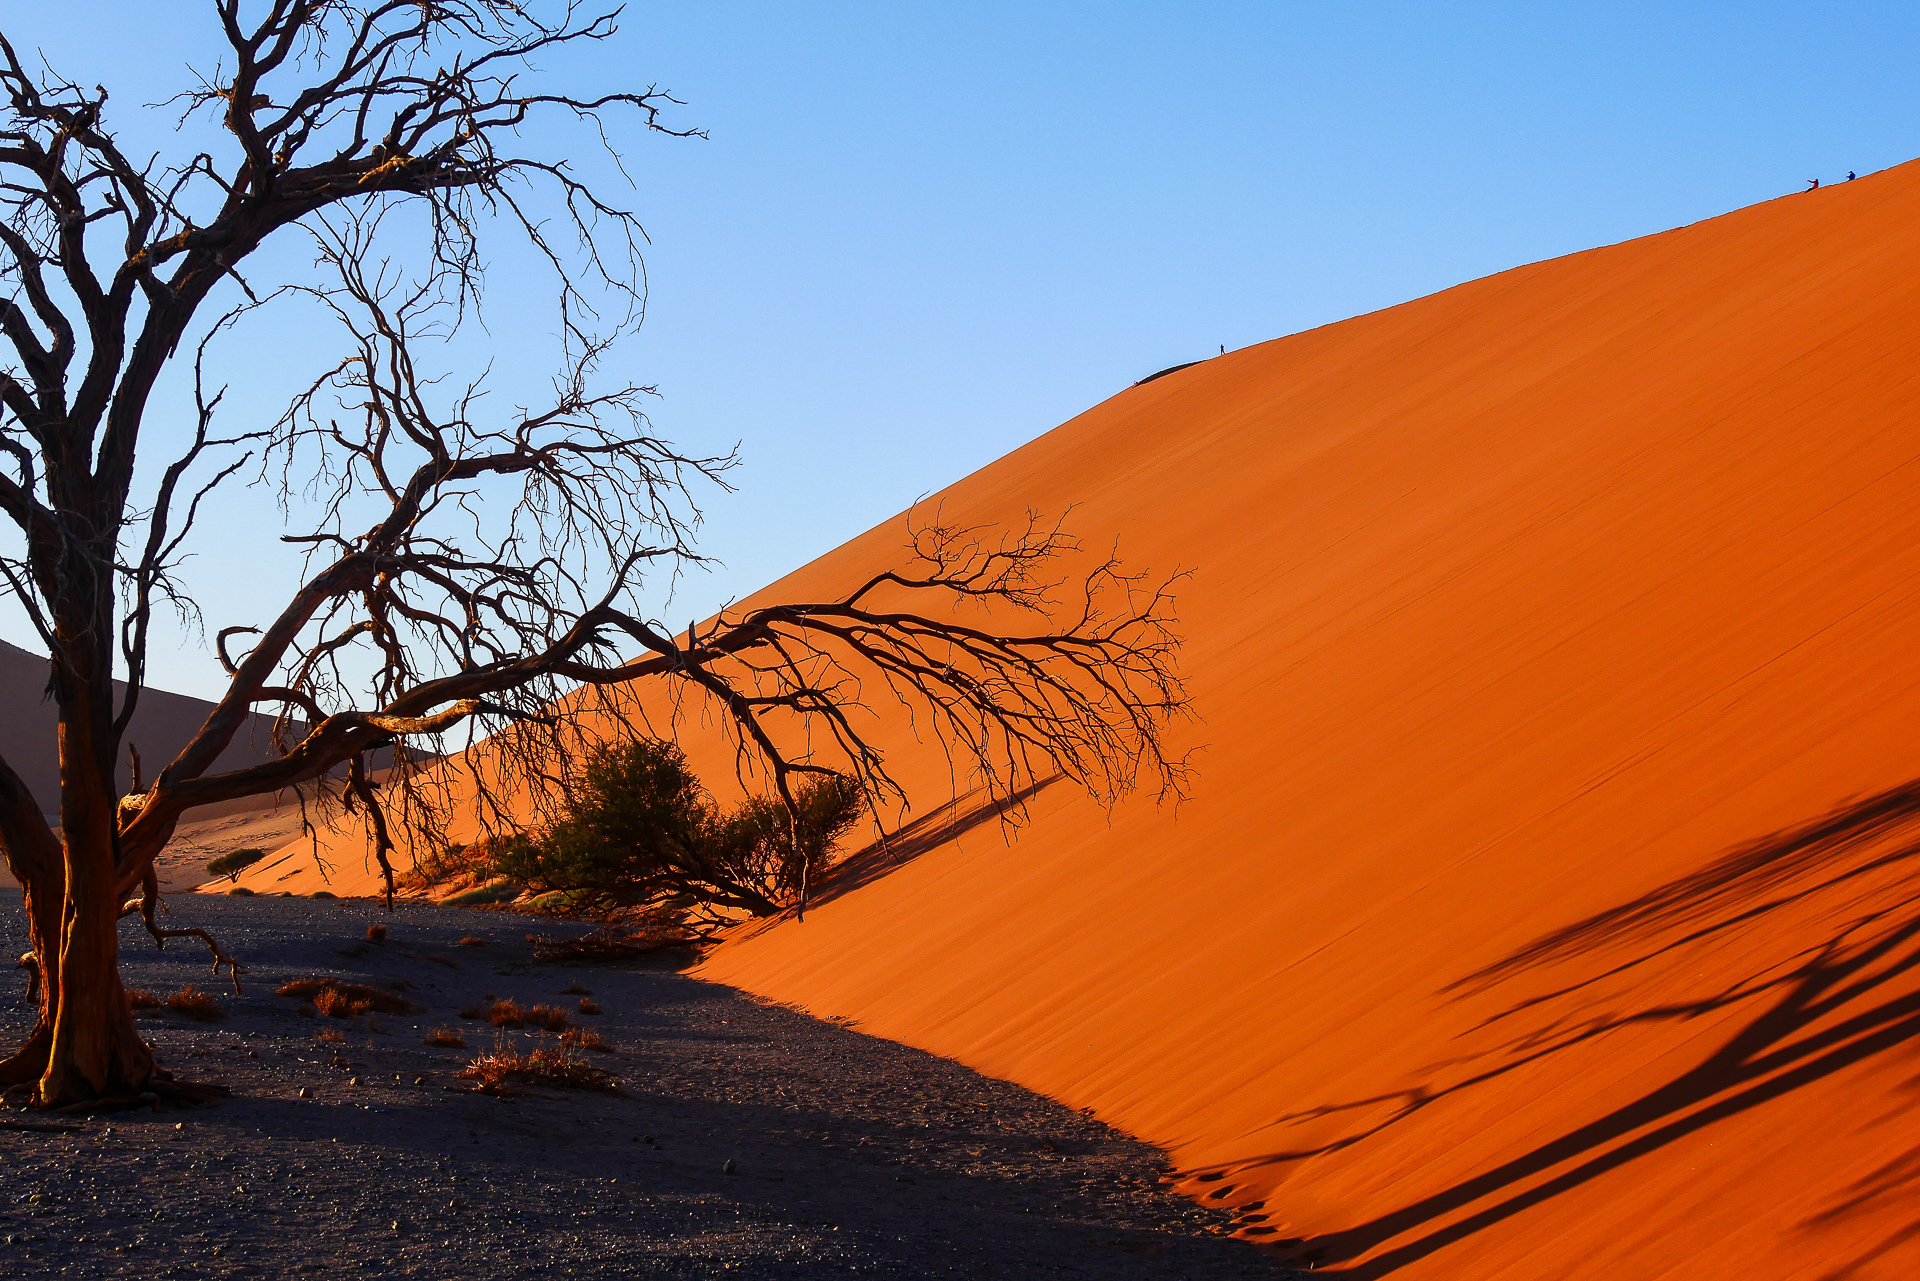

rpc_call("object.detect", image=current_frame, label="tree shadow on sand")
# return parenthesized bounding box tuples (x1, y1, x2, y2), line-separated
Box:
(798, 775, 1065, 912)
(1228, 777, 1920, 1275)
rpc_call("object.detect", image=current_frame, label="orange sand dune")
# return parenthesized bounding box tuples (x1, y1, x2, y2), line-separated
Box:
(243, 164, 1920, 1278)
(0, 637, 314, 892)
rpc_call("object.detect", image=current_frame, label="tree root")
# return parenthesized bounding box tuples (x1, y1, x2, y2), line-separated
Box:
(20, 1069, 232, 1116)
(0, 1118, 83, 1133)
(0, 1025, 51, 1088)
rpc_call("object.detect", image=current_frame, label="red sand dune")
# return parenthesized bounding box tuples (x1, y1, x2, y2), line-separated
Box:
(245, 163, 1920, 1277)
(0, 637, 313, 892)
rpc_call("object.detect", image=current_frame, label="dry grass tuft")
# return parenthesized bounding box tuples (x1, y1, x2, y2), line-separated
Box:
(577, 997, 601, 1015)
(456, 998, 569, 1032)
(526, 1003, 571, 1033)
(424, 1027, 466, 1048)
(366, 924, 388, 942)
(457, 936, 490, 948)
(166, 985, 225, 1022)
(559, 980, 592, 995)
(460, 996, 527, 1027)
(317, 1027, 347, 1044)
(279, 978, 423, 1017)
(458, 1041, 618, 1094)
(560, 1027, 611, 1053)
(126, 988, 163, 1011)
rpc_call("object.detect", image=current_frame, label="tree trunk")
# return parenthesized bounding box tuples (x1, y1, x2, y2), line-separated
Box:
(38, 845, 154, 1106)
(35, 656, 157, 1106)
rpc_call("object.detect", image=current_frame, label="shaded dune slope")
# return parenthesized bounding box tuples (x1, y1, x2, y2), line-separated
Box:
(0, 637, 298, 812)
(247, 164, 1920, 1278)
(0, 639, 373, 892)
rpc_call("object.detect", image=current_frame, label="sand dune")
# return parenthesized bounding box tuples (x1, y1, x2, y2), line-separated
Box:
(0, 638, 317, 892)
(225, 163, 1920, 1276)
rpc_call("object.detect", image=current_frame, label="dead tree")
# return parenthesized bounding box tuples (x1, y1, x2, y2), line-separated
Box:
(0, 2, 1188, 1109)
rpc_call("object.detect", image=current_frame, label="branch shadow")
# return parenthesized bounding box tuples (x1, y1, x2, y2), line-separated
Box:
(1221, 777, 1920, 1274)
(804, 774, 1065, 912)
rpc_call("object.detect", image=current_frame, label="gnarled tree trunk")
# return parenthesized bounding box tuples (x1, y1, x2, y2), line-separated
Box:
(37, 652, 157, 1105)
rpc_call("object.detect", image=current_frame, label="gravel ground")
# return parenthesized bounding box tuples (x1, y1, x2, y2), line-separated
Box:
(0, 892, 1294, 1279)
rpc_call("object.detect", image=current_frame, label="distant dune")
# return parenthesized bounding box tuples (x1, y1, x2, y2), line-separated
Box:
(0, 638, 320, 891)
(230, 163, 1920, 1277)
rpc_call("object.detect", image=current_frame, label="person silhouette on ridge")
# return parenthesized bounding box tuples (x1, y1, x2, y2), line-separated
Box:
(1848, 171, 1857, 181)
(1806, 178, 1820, 191)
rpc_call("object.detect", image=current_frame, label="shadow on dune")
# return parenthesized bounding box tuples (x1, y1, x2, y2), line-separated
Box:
(804, 775, 1064, 912)
(1227, 778, 1920, 1275)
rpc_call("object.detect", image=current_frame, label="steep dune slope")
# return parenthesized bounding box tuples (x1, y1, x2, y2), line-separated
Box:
(688, 167, 1920, 1279)
(233, 165, 1920, 1278)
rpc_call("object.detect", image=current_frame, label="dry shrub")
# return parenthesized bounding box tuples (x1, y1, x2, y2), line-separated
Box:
(166, 985, 225, 1022)
(457, 936, 489, 948)
(526, 1004, 570, 1033)
(278, 978, 423, 1017)
(458, 1042, 618, 1094)
(559, 981, 592, 995)
(461, 997, 527, 1027)
(126, 988, 162, 1011)
(398, 838, 501, 897)
(317, 1027, 347, 1044)
(366, 924, 388, 942)
(560, 1027, 611, 1053)
(577, 997, 601, 1015)
(424, 1028, 466, 1048)
(456, 997, 567, 1032)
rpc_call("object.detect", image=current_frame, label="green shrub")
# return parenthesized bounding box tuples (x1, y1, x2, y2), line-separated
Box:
(500, 740, 864, 918)
(205, 847, 266, 883)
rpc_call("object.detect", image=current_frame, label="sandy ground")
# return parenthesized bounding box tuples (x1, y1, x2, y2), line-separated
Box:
(0, 892, 1287, 1279)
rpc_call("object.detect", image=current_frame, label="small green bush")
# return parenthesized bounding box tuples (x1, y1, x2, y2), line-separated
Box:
(496, 739, 864, 918)
(205, 847, 266, 883)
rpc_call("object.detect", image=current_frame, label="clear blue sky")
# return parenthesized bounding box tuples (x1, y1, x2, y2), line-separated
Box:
(3, 2, 1916, 699)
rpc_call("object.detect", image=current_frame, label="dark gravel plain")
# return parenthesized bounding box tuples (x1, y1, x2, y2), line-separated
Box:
(0, 891, 1293, 1279)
